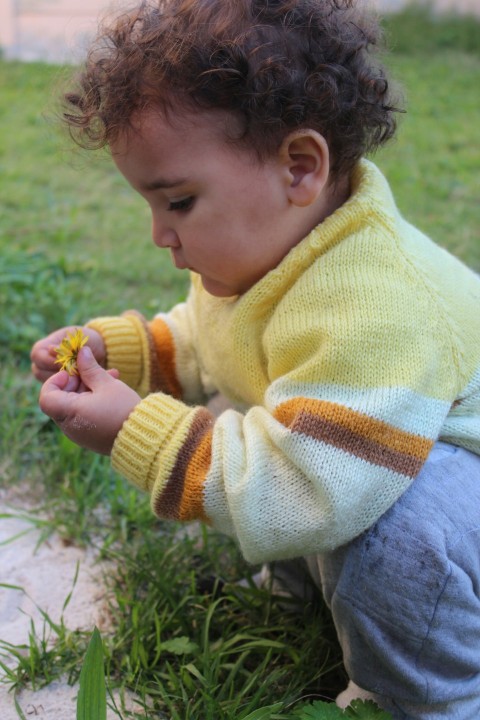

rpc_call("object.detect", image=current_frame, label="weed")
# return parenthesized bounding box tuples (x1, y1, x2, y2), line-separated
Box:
(76, 628, 107, 720)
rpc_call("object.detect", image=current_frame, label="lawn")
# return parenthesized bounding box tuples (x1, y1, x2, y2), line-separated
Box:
(1, 6, 479, 719)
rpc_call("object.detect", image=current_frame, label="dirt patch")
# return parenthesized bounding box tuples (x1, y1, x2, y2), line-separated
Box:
(0, 488, 141, 719)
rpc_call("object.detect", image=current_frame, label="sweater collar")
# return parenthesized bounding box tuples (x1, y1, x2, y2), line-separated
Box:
(192, 160, 397, 305)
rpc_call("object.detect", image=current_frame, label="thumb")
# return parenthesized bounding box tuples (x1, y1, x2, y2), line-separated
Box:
(76, 346, 114, 390)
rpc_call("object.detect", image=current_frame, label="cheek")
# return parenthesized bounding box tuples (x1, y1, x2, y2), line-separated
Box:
(244, 176, 285, 226)
(226, 194, 271, 236)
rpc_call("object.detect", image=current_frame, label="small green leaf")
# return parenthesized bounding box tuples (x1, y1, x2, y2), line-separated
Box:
(346, 699, 392, 719)
(240, 702, 284, 720)
(161, 636, 198, 655)
(76, 627, 107, 720)
(295, 699, 393, 720)
(296, 700, 347, 719)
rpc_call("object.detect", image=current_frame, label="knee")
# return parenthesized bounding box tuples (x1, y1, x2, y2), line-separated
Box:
(321, 512, 480, 707)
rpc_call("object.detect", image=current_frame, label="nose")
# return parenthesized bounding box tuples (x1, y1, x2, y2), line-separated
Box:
(151, 216, 179, 249)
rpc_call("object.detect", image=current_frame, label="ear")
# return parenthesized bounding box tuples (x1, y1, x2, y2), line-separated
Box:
(279, 130, 330, 207)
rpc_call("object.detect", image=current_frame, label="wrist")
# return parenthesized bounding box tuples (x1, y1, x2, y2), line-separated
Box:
(86, 316, 146, 387)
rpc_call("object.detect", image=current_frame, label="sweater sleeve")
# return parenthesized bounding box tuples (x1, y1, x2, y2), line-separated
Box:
(87, 298, 209, 403)
(110, 248, 468, 564)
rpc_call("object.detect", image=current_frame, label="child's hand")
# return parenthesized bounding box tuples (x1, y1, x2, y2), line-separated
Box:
(39, 346, 141, 455)
(31, 326, 106, 382)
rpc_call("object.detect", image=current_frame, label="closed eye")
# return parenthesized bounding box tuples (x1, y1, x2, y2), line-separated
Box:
(168, 196, 194, 212)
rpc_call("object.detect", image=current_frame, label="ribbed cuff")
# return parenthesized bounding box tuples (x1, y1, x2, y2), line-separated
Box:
(87, 316, 144, 390)
(111, 393, 193, 494)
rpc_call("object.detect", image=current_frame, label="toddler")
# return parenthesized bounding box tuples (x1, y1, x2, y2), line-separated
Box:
(31, 0, 480, 717)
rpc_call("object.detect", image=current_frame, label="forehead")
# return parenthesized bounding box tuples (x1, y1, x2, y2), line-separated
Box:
(111, 107, 240, 162)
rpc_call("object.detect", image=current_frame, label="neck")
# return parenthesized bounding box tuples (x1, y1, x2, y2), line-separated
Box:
(294, 173, 351, 243)
(319, 174, 351, 223)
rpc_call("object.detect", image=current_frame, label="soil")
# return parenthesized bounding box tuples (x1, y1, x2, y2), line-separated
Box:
(0, 486, 140, 719)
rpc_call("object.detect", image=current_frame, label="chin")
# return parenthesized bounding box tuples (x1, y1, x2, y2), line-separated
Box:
(201, 276, 239, 298)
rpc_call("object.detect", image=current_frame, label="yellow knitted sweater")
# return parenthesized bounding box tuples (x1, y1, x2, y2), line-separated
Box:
(88, 160, 480, 563)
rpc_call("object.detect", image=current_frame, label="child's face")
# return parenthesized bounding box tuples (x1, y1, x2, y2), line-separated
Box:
(111, 108, 304, 297)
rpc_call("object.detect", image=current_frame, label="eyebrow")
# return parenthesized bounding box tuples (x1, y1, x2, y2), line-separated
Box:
(140, 176, 188, 192)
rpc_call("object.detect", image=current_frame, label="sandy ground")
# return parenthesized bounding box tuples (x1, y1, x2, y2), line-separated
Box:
(0, 486, 140, 719)
(0, 398, 227, 718)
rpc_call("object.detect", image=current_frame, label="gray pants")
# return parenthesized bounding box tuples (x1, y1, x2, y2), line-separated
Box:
(270, 443, 480, 719)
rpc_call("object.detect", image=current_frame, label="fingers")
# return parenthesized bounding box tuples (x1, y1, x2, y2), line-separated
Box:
(31, 331, 69, 380)
(31, 326, 108, 384)
(39, 370, 71, 422)
(31, 365, 54, 383)
(40, 360, 140, 455)
(63, 373, 82, 393)
(31, 344, 56, 380)
(37, 355, 116, 413)
(75, 347, 115, 391)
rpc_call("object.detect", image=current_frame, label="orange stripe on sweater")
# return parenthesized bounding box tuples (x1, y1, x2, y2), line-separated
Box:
(179, 428, 212, 522)
(274, 398, 432, 477)
(149, 317, 182, 398)
(153, 409, 213, 522)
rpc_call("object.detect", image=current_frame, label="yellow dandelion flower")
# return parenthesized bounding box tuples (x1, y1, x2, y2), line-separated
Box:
(54, 328, 89, 376)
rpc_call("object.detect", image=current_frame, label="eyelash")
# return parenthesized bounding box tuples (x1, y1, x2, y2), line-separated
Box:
(168, 196, 194, 212)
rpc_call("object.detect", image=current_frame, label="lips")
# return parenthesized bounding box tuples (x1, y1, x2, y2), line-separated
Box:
(170, 249, 190, 270)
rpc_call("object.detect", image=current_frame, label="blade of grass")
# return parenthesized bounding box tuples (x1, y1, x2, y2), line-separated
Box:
(76, 627, 107, 720)
(14, 695, 28, 720)
(240, 702, 284, 719)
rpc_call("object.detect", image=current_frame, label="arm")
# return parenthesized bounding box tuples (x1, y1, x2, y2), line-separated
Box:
(110, 259, 463, 563)
(86, 296, 210, 403)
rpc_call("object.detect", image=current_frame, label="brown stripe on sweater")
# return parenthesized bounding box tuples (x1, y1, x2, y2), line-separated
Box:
(274, 398, 433, 478)
(149, 317, 183, 398)
(275, 398, 432, 458)
(153, 408, 214, 520)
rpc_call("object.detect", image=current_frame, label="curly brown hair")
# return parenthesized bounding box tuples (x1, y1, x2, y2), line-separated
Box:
(64, 0, 402, 179)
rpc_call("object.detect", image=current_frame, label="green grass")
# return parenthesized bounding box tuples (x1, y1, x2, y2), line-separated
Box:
(1, 6, 479, 719)
(376, 6, 480, 269)
(0, 62, 187, 332)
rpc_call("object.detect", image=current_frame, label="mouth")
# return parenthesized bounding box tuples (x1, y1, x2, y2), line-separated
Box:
(170, 249, 190, 270)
